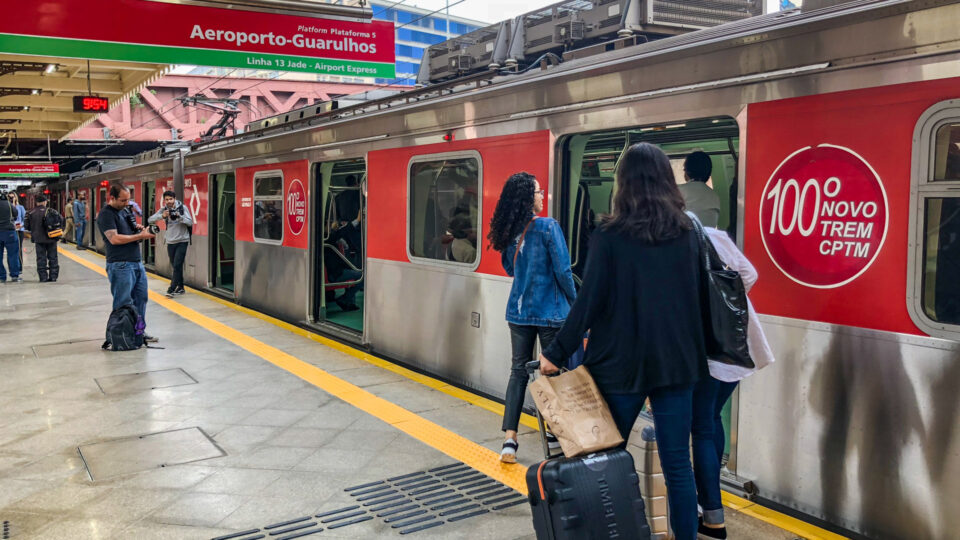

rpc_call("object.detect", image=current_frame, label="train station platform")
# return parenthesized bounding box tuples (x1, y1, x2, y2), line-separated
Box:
(0, 247, 836, 540)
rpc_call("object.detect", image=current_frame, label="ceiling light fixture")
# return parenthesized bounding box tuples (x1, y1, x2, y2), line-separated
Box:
(30, 89, 39, 95)
(45, 64, 56, 74)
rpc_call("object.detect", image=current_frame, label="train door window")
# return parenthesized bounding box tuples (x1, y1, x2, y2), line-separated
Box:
(313, 158, 366, 332)
(211, 173, 236, 291)
(253, 172, 283, 243)
(911, 107, 960, 337)
(407, 152, 481, 267)
(559, 117, 740, 282)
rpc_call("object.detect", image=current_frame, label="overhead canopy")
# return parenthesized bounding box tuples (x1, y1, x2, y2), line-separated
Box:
(0, 55, 167, 141)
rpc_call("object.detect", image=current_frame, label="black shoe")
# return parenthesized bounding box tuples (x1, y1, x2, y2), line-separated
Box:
(144, 334, 159, 344)
(698, 518, 727, 539)
(174, 288, 186, 296)
(165, 287, 175, 297)
(39, 278, 49, 283)
(336, 300, 360, 312)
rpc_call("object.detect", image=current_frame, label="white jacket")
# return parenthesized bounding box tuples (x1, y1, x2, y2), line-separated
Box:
(705, 228, 775, 382)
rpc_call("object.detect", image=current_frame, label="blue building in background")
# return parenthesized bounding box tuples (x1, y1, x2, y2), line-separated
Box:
(327, 1, 487, 85)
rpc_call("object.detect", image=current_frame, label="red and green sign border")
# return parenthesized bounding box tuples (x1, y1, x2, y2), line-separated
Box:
(0, 33, 396, 78)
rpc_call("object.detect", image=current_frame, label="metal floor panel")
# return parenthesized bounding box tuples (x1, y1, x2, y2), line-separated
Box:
(32, 339, 105, 359)
(95, 368, 197, 394)
(78, 427, 225, 481)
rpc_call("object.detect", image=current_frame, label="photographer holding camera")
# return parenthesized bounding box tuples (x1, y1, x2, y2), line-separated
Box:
(96, 183, 157, 343)
(148, 190, 193, 297)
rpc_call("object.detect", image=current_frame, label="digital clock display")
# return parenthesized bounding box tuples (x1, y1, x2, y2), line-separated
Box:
(73, 95, 110, 113)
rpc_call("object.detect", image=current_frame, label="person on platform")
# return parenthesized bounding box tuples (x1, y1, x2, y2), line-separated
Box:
(540, 143, 708, 540)
(62, 196, 75, 244)
(24, 195, 62, 283)
(488, 172, 576, 464)
(7, 192, 25, 264)
(73, 191, 88, 249)
(96, 183, 157, 342)
(148, 191, 193, 297)
(0, 192, 22, 283)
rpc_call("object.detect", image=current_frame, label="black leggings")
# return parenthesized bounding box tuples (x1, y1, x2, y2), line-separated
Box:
(502, 323, 559, 432)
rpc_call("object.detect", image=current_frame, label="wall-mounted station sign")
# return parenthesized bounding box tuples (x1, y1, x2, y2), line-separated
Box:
(0, 164, 60, 178)
(0, 0, 396, 78)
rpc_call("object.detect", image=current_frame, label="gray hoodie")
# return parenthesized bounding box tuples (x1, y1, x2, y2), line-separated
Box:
(148, 200, 194, 244)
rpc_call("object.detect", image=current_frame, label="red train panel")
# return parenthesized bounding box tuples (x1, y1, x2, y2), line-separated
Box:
(367, 130, 552, 276)
(745, 76, 960, 336)
(184, 173, 209, 236)
(235, 160, 310, 249)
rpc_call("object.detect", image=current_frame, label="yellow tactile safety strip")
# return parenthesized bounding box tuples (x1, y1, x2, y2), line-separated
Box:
(61, 249, 847, 540)
(60, 249, 529, 493)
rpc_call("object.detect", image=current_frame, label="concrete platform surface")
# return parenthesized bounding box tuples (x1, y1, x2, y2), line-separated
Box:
(0, 247, 804, 539)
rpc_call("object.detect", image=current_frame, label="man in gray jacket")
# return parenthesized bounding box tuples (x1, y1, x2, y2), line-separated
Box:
(148, 190, 193, 297)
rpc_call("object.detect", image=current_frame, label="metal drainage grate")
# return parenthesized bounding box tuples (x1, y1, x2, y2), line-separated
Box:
(79, 427, 225, 481)
(3, 519, 10, 539)
(95, 368, 197, 394)
(211, 463, 527, 539)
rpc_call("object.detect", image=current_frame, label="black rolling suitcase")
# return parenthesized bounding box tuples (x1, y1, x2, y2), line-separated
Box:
(524, 361, 652, 540)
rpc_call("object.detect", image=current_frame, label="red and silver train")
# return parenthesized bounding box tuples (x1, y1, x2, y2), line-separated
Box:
(33, 2, 960, 538)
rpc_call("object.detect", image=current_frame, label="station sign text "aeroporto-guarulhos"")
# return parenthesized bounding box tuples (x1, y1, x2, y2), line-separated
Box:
(0, 0, 396, 78)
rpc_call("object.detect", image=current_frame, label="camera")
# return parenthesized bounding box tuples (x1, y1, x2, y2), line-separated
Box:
(148, 224, 160, 234)
(168, 210, 180, 220)
(123, 212, 139, 232)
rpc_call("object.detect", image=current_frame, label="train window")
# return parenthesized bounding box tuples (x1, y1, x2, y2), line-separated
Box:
(932, 123, 960, 181)
(407, 152, 481, 267)
(910, 105, 960, 337)
(253, 173, 284, 243)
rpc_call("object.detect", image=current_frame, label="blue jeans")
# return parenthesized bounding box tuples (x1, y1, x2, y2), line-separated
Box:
(605, 384, 698, 540)
(0, 230, 21, 280)
(76, 221, 86, 246)
(692, 377, 739, 525)
(107, 261, 149, 326)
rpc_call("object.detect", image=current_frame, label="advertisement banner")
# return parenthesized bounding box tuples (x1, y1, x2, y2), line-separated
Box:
(0, 164, 59, 178)
(184, 173, 209, 236)
(0, 0, 396, 77)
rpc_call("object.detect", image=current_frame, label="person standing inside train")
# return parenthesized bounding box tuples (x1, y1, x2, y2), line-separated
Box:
(678, 151, 720, 228)
(62, 196, 75, 245)
(148, 191, 193, 297)
(73, 191, 88, 249)
(0, 192, 22, 283)
(488, 172, 577, 464)
(540, 143, 707, 540)
(97, 183, 157, 343)
(7, 192, 25, 265)
(691, 227, 774, 539)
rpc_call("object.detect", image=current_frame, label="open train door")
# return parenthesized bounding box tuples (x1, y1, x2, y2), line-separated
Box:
(312, 158, 366, 338)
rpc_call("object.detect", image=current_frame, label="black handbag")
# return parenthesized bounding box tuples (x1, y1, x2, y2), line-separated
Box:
(687, 213, 754, 368)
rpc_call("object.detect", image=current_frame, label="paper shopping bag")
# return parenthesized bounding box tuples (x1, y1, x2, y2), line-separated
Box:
(529, 365, 624, 457)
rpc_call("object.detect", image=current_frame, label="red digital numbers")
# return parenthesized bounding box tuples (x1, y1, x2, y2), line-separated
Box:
(73, 95, 109, 113)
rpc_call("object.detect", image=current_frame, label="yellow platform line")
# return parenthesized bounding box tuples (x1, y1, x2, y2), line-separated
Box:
(61, 249, 847, 540)
(60, 248, 529, 493)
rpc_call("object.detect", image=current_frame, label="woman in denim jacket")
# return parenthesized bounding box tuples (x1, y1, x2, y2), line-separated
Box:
(488, 172, 577, 462)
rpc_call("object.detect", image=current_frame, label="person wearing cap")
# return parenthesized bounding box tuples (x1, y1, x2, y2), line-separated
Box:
(0, 192, 22, 283)
(24, 194, 62, 282)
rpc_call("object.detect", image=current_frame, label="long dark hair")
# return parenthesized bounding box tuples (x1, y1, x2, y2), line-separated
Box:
(602, 142, 691, 243)
(488, 172, 536, 252)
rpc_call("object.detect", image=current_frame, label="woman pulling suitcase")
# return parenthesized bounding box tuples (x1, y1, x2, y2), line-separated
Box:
(540, 142, 708, 540)
(488, 172, 577, 464)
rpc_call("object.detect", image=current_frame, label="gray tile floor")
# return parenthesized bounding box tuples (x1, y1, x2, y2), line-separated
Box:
(0, 248, 798, 539)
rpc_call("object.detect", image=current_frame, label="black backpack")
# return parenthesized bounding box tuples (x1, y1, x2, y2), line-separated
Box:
(102, 304, 145, 351)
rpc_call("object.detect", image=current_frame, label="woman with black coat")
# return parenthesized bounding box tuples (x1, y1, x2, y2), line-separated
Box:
(540, 142, 708, 540)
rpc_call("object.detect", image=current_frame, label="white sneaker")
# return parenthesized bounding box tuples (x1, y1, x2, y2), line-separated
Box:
(500, 438, 518, 463)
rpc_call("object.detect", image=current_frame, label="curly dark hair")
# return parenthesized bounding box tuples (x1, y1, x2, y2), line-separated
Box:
(488, 172, 536, 252)
(602, 142, 691, 243)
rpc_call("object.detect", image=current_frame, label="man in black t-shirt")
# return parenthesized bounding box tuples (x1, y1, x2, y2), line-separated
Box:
(96, 183, 157, 343)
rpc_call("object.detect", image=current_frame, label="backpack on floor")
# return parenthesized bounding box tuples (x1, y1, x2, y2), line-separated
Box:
(102, 304, 145, 351)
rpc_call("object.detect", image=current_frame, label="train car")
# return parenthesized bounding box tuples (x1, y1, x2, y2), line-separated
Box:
(47, 2, 960, 537)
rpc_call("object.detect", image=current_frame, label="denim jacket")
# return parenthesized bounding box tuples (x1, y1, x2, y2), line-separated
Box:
(502, 216, 577, 327)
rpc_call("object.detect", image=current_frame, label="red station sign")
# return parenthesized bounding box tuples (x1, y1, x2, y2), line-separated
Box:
(759, 144, 889, 289)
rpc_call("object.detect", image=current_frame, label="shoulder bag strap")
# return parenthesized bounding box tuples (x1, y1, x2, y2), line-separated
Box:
(512, 216, 538, 269)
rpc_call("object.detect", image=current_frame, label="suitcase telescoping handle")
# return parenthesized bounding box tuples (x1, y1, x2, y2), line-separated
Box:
(525, 360, 564, 460)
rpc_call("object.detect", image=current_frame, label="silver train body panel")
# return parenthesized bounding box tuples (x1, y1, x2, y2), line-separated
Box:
(52, 3, 960, 537)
